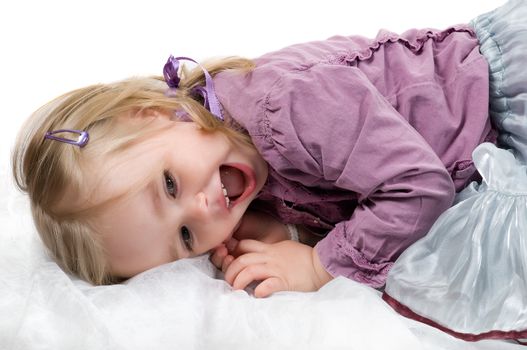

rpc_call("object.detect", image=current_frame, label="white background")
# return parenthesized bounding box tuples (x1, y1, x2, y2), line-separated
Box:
(0, 0, 504, 187)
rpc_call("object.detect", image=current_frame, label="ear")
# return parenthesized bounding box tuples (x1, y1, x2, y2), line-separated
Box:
(114, 108, 176, 128)
(138, 107, 169, 119)
(126, 107, 174, 121)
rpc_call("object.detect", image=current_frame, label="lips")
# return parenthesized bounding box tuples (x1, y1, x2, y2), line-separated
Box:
(219, 164, 257, 209)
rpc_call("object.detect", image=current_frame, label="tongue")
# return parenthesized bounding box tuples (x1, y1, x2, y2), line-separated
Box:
(220, 165, 245, 199)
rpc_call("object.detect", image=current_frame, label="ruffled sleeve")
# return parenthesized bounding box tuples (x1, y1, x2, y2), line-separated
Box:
(257, 64, 456, 287)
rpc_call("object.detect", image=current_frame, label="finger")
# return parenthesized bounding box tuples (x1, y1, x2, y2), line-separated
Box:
(231, 264, 273, 291)
(231, 239, 268, 256)
(224, 252, 268, 285)
(254, 277, 286, 298)
(209, 245, 227, 269)
(211, 244, 227, 256)
(225, 238, 239, 253)
(221, 254, 234, 273)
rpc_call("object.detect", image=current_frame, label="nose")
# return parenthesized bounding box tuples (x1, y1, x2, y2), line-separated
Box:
(185, 192, 209, 220)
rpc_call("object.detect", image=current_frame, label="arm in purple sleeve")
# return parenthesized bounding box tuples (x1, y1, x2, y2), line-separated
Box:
(262, 63, 456, 287)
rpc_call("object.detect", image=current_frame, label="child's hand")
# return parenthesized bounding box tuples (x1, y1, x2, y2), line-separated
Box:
(210, 238, 239, 272)
(233, 210, 290, 244)
(223, 239, 333, 298)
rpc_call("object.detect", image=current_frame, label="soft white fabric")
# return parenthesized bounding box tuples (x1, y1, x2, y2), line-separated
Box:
(0, 163, 523, 350)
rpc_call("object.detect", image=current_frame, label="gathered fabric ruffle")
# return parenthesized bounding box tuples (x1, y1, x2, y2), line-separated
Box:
(327, 25, 475, 66)
(315, 226, 392, 288)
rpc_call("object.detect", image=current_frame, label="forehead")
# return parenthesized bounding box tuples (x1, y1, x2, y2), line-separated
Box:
(86, 134, 167, 207)
(66, 118, 173, 213)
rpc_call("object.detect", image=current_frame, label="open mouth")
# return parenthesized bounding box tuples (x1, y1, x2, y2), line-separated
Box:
(219, 164, 256, 209)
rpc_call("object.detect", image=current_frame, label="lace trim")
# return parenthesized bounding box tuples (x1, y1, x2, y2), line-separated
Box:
(286, 224, 299, 242)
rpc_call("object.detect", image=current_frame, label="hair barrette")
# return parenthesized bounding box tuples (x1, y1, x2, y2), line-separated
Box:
(44, 129, 89, 148)
(163, 56, 224, 121)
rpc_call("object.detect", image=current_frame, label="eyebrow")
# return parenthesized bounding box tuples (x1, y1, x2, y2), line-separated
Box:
(148, 178, 182, 260)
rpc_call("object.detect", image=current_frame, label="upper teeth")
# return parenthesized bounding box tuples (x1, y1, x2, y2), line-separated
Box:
(221, 182, 230, 208)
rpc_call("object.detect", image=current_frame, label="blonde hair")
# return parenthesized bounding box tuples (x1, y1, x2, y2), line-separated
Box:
(12, 57, 255, 285)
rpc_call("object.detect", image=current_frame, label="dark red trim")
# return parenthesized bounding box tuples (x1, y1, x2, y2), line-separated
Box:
(382, 292, 527, 344)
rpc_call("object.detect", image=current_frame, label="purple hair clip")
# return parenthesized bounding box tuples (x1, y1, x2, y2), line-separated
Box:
(163, 56, 224, 121)
(44, 129, 89, 148)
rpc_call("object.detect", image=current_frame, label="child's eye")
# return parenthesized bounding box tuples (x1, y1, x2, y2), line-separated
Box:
(180, 226, 193, 251)
(164, 170, 177, 198)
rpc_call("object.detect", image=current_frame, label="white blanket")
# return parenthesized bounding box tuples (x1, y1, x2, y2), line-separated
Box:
(0, 168, 522, 350)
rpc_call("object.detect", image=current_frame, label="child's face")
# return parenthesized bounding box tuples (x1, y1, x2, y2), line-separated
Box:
(86, 114, 268, 278)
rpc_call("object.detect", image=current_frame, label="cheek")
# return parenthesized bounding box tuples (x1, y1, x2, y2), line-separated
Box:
(105, 228, 148, 259)
(102, 219, 173, 276)
(193, 222, 232, 254)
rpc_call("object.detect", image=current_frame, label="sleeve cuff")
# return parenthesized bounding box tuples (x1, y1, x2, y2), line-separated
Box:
(315, 228, 393, 288)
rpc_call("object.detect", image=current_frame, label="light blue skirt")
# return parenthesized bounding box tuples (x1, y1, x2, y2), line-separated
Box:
(472, 0, 527, 163)
(384, 0, 527, 342)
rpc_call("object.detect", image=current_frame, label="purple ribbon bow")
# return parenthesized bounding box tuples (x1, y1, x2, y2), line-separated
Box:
(163, 56, 224, 121)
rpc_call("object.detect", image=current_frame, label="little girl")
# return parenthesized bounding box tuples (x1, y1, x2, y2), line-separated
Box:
(12, 0, 520, 304)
